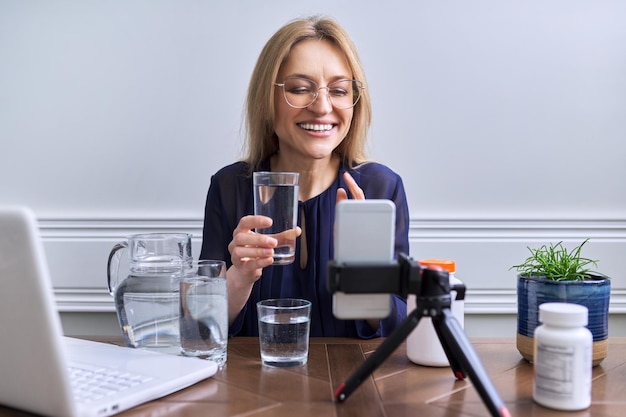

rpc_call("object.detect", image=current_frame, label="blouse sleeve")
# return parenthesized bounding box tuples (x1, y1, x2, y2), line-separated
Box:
(199, 163, 255, 337)
(199, 162, 252, 266)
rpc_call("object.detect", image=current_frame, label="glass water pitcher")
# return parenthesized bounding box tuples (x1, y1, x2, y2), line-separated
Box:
(107, 233, 192, 354)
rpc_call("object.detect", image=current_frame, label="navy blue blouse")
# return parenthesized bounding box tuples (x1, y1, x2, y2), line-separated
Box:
(200, 159, 410, 338)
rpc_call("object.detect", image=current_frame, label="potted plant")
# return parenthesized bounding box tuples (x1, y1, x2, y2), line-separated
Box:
(511, 239, 610, 366)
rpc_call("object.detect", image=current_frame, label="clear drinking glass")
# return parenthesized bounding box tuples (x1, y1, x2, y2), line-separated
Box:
(253, 171, 299, 265)
(179, 260, 228, 367)
(257, 298, 311, 367)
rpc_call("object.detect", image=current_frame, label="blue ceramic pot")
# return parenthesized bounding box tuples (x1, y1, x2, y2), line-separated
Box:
(516, 275, 610, 365)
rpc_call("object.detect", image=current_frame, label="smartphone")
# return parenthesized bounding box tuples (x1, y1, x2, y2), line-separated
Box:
(332, 199, 396, 319)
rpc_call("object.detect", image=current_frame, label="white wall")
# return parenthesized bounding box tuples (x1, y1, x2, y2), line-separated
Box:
(2, 1, 625, 337)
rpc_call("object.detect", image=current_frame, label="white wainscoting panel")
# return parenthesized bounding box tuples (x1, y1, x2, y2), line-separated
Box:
(38, 216, 626, 337)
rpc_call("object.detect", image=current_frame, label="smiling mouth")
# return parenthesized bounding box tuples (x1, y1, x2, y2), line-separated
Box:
(298, 123, 334, 132)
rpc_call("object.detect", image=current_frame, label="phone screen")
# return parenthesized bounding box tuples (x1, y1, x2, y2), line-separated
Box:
(332, 200, 395, 319)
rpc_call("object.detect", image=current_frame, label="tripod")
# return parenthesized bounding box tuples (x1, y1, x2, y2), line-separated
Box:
(327, 254, 512, 417)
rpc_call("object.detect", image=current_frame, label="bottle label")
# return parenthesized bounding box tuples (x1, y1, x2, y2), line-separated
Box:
(534, 344, 576, 397)
(534, 341, 591, 404)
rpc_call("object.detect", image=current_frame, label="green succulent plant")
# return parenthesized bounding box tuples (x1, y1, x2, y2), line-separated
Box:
(510, 239, 602, 281)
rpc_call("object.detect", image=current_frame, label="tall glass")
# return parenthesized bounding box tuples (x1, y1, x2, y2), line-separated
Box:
(253, 172, 299, 265)
(179, 260, 228, 367)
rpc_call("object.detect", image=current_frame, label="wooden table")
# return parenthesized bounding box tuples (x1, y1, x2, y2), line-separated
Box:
(3, 337, 626, 416)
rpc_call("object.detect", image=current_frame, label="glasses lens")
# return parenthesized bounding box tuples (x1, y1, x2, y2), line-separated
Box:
(327, 80, 361, 109)
(282, 78, 317, 108)
(281, 78, 362, 109)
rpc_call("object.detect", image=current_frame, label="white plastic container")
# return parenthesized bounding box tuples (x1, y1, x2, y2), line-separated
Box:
(533, 302, 592, 411)
(406, 259, 464, 367)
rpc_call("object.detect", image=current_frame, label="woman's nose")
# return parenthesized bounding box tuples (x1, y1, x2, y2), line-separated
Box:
(307, 88, 334, 113)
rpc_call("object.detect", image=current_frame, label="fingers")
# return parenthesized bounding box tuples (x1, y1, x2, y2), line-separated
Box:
(234, 214, 272, 234)
(343, 172, 364, 199)
(273, 227, 301, 248)
(336, 187, 348, 204)
(229, 215, 276, 272)
(336, 172, 365, 202)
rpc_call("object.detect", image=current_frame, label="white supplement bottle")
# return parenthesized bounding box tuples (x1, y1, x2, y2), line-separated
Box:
(406, 259, 464, 367)
(533, 302, 592, 410)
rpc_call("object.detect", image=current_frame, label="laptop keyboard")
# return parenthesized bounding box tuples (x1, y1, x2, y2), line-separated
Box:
(69, 363, 154, 403)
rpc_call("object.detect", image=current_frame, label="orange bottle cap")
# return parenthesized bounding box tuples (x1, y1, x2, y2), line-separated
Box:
(418, 259, 456, 273)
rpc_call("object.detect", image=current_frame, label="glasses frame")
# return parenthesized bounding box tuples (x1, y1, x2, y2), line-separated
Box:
(274, 77, 365, 110)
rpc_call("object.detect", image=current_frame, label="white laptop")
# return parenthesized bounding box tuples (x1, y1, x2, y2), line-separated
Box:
(0, 206, 218, 417)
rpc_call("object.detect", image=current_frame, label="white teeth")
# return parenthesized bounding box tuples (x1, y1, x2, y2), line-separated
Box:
(298, 123, 333, 131)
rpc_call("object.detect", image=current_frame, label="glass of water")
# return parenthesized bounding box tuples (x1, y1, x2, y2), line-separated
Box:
(253, 171, 299, 265)
(179, 260, 228, 367)
(257, 298, 311, 367)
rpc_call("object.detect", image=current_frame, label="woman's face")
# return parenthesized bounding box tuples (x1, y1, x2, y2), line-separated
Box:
(273, 39, 354, 163)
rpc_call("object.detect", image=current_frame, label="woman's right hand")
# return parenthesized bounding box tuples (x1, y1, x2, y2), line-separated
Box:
(225, 215, 277, 325)
(226, 215, 301, 325)
(228, 215, 277, 285)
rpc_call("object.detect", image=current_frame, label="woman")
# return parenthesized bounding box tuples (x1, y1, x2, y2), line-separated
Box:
(200, 15, 410, 338)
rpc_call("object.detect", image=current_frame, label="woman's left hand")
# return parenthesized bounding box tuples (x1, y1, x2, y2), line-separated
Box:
(336, 172, 364, 202)
(336, 171, 383, 332)
(337, 172, 380, 330)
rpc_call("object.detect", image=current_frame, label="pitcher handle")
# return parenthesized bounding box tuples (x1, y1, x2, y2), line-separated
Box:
(107, 242, 128, 295)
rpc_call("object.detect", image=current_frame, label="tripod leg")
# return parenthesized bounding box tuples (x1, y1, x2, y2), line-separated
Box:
(335, 307, 424, 402)
(432, 310, 511, 417)
(433, 321, 467, 382)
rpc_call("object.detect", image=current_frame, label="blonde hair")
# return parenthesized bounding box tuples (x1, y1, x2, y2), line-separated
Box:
(243, 15, 372, 171)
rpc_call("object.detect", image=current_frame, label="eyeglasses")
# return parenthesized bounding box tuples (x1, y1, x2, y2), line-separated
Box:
(274, 77, 364, 109)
